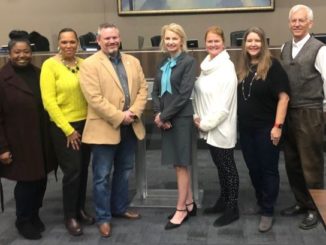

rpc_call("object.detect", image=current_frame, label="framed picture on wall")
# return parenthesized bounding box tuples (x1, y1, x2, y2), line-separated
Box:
(118, 0, 274, 16)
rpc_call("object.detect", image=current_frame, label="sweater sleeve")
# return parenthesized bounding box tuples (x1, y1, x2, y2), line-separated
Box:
(40, 59, 74, 136)
(192, 78, 200, 119)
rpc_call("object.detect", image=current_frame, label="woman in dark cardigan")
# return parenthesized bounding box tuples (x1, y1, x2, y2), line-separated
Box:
(0, 37, 57, 240)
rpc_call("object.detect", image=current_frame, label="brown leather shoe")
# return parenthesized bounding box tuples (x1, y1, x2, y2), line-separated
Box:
(98, 222, 111, 237)
(77, 210, 95, 225)
(112, 210, 141, 220)
(65, 218, 83, 236)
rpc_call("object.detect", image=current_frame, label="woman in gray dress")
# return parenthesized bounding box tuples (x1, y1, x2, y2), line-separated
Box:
(152, 23, 197, 230)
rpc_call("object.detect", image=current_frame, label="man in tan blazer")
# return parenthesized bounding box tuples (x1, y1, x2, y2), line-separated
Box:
(79, 23, 148, 238)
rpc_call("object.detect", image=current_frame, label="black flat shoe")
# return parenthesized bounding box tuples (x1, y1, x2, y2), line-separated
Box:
(213, 207, 239, 227)
(31, 214, 45, 232)
(204, 198, 226, 214)
(165, 209, 188, 230)
(167, 210, 176, 220)
(167, 201, 197, 219)
(15, 220, 42, 240)
(186, 202, 197, 216)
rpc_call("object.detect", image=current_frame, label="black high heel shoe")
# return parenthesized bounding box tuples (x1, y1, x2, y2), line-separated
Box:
(165, 209, 189, 230)
(167, 201, 197, 219)
(186, 202, 197, 216)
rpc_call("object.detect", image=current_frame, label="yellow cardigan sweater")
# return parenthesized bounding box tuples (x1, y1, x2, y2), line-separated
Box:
(40, 57, 87, 136)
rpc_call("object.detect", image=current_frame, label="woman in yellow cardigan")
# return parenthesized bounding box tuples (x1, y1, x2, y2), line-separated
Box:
(40, 28, 94, 236)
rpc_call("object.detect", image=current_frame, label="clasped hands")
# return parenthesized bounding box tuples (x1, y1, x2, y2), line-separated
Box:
(0, 151, 13, 165)
(154, 113, 172, 130)
(122, 110, 137, 125)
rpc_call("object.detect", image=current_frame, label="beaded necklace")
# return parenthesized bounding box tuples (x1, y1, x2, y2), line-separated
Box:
(61, 56, 79, 73)
(241, 72, 257, 101)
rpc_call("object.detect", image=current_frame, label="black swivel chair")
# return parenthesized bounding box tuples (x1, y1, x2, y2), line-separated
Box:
(187, 40, 199, 49)
(29, 31, 50, 51)
(150, 35, 161, 47)
(230, 30, 246, 47)
(79, 32, 99, 51)
(312, 33, 326, 44)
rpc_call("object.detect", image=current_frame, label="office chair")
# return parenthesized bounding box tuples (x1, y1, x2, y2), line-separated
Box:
(79, 32, 99, 51)
(230, 30, 246, 47)
(187, 39, 199, 49)
(150, 35, 161, 47)
(29, 31, 50, 51)
(312, 33, 326, 44)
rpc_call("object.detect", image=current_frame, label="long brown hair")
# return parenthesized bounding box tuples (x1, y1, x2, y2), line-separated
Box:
(237, 27, 272, 81)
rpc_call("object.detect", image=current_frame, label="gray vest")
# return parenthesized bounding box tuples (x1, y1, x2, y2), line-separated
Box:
(281, 37, 324, 108)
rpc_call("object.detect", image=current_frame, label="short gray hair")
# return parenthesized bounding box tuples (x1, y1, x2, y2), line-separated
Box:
(289, 4, 313, 21)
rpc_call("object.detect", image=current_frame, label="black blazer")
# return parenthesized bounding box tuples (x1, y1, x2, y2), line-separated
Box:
(152, 52, 197, 121)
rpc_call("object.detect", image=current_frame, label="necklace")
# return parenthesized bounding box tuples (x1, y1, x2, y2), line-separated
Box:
(61, 56, 79, 73)
(241, 72, 257, 101)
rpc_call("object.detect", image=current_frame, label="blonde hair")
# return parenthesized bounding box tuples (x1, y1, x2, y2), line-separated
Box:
(160, 23, 188, 52)
(237, 27, 272, 81)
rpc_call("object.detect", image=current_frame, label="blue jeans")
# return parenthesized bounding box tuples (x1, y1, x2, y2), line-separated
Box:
(91, 126, 137, 224)
(239, 126, 280, 216)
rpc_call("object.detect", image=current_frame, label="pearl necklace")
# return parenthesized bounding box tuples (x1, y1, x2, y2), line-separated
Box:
(61, 56, 79, 73)
(241, 72, 257, 101)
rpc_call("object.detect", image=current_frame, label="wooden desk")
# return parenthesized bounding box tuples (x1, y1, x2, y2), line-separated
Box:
(309, 189, 326, 229)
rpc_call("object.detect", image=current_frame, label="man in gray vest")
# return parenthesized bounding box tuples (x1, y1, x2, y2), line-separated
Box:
(280, 4, 326, 230)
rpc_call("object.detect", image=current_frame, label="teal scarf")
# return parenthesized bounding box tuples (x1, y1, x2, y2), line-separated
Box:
(160, 56, 178, 96)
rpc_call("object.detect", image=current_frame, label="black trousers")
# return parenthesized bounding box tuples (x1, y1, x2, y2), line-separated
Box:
(50, 120, 91, 219)
(208, 145, 239, 209)
(15, 178, 47, 223)
(239, 126, 280, 216)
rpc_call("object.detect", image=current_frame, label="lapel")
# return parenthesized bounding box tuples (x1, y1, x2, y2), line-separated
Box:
(121, 54, 133, 95)
(1, 62, 34, 95)
(97, 51, 123, 92)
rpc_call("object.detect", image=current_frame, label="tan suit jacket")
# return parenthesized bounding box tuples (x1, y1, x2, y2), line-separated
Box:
(79, 51, 148, 144)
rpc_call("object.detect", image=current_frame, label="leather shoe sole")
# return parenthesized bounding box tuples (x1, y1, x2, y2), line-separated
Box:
(98, 222, 111, 237)
(112, 211, 141, 220)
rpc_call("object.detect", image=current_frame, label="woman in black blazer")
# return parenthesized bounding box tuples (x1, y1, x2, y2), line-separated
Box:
(152, 23, 197, 230)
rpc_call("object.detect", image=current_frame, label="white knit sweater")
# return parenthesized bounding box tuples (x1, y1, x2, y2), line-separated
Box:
(193, 50, 237, 148)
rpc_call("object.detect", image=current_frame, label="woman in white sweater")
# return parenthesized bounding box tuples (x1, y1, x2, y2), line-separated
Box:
(193, 26, 239, 227)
